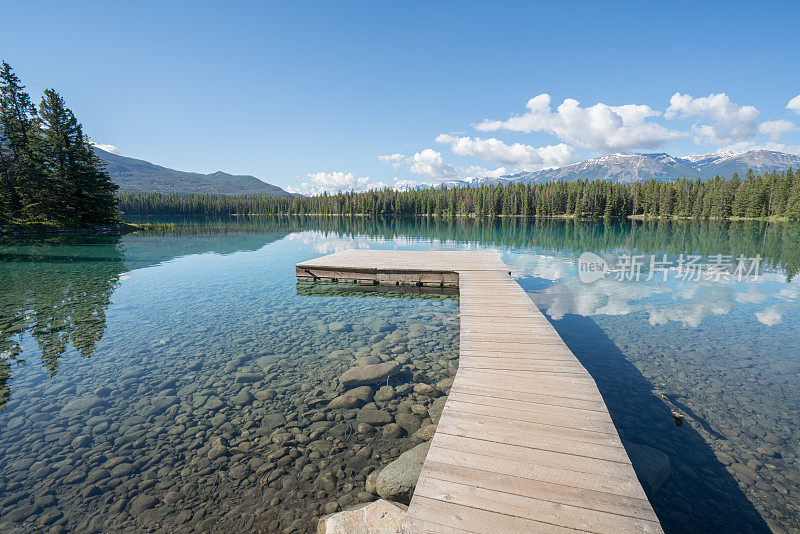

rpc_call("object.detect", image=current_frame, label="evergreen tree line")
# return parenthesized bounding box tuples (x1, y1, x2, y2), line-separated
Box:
(0, 62, 117, 226)
(119, 167, 800, 220)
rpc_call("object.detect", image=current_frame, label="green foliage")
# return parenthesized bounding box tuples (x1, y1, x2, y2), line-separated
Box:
(119, 169, 800, 221)
(0, 62, 118, 226)
(0, 61, 38, 219)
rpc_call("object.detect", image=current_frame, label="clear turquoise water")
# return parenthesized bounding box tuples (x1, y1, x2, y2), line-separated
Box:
(1, 217, 799, 533)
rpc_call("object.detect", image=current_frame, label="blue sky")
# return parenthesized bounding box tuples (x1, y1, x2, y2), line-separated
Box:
(2, 1, 799, 193)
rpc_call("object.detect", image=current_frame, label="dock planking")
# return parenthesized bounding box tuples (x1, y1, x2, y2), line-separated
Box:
(296, 250, 662, 533)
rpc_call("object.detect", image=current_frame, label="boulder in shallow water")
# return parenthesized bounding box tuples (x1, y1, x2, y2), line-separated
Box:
(328, 395, 360, 410)
(428, 396, 447, 425)
(316, 499, 406, 534)
(624, 441, 671, 494)
(411, 424, 437, 443)
(60, 395, 105, 416)
(339, 363, 399, 389)
(376, 442, 431, 503)
(394, 413, 421, 434)
(235, 372, 262, 384)
(357, 409, 392, 426)
(381, 423, 403, 439)
(374, 386, 395, 402)
(130, 494, 158, 515)
(329, 350, 351, 361)
(346, 386, 374, 403)
(329, 321, 351, 333)
(355, 355, 382, 367)
(412, 383, 441, 397)
(232, 390, 253, 406)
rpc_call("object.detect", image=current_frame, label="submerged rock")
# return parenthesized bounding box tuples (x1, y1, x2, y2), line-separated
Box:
(316, 499, 406, 534)
(329, 350, 352, 361)
(346, 386, 374, 403)
(339, 363, 399, 389)
(428, 396, 447, 425)
(328, 395, 360, 410)
(365, 469, 381, 495)
(435, 377, 454, 392)
(382, 423, 403, 439)
(357, 409, 392, 426)
(329, 322, 351, 333)
(355, 356, 382, 367)
(412, 383, 440, 397)
(394, 413, 421, 434)
(411, 424, 437, 442)
(130, 494, 158, 515)
(234, 372, 262, 384)
(232, 390, 253, 406)
(376, 442, 431, 503)
(374, 386, 395, 403)
(60, 395, 105, 416)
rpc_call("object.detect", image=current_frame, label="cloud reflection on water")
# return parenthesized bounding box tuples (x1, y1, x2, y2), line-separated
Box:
(504, 250, 800, 327)
(285, 230, 800, 328)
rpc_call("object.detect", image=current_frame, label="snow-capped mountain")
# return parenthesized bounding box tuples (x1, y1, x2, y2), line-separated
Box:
(470, 150, 800, 185)
(682, 150, 800, 179)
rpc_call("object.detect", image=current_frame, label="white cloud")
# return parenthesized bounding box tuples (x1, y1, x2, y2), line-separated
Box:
(377, 153, 406, 168)
(666, 92, 760, 145)
(436, 134, 577, 171)
(735, 288, 767, 303)
(755, 306, 783, 326)
(787, 95, 800, 115)
(759, 120, 797, 140)
(778, 287, 799, 300)
(91, 142, 121, 155)
(378, 149, 457, 181)
(286, 171, 386, 195)
(717, 141, 800, 156)
(474, 93, 685, 152)
(763, 142, 800, 155)
(286, 230, 381, 254)
(409, 149, 457, 180)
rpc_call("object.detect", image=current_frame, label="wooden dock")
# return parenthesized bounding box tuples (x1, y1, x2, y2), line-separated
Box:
(297, 250, 663, 534)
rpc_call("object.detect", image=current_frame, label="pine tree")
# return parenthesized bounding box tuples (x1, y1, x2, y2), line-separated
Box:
(35, 89, 118, 224)
(0, 62, 40, 219)
(786, 171, 800, 219)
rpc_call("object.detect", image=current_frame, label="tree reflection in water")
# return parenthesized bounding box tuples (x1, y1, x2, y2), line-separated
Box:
(0, 237, 125, 408)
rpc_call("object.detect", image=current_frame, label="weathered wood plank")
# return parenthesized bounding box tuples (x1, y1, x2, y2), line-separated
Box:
(414, 476, 662, 533)
(448, 381, 609, 412)
(430, 433, 642, 484)
(442, 396, 618, 433)
(418, 460, 659, 522)
(438, 410, 626, 450)
(403, 496, 579, 534)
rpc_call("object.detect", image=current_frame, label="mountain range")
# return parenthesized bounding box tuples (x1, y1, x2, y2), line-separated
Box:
(456, 149, 800, 187)
(93, 146, 292, 196)
(94, 145, 800, 197)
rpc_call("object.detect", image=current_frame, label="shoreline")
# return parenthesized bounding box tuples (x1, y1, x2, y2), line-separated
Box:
(0, 221, 171, 240)
(123, 212, 798, 223)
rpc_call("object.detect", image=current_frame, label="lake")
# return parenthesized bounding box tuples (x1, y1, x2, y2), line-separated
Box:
(1, 216, 798, 533)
